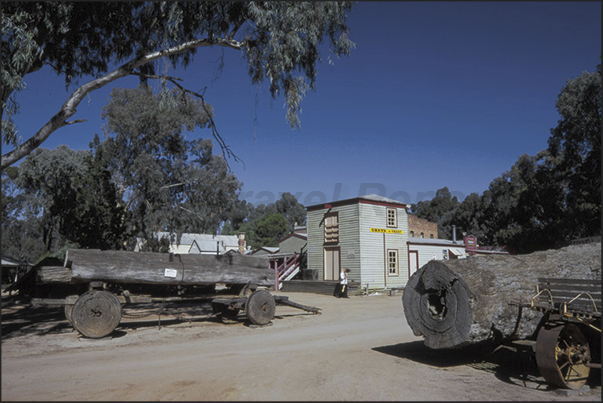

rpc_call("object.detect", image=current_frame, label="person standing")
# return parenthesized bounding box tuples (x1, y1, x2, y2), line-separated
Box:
(336, 268, 350, 298)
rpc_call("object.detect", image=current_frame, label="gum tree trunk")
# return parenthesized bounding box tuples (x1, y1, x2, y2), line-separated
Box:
(402, 242, 601, 349)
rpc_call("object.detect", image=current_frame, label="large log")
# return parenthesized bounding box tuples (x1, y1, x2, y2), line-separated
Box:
(402, 242, 601, 349)
(65, 249, 273, 287)
(36, 266, 72, 284)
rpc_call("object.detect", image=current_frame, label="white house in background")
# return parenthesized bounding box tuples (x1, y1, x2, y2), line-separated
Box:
(306, 194, 410, 289)
(407, 237, 466, 278)
(250, 246, 280, 256)
(134, 232, 248, 255)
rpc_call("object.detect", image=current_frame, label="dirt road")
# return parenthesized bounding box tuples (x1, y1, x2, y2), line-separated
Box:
(1, 290, 600, 401)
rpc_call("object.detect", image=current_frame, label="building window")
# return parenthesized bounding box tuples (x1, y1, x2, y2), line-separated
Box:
(324, 212, 339, 244)
(410, 231, 414, 237)
(387, 249, 399, 276)
(420, 232, 424, 238)
(387, 208, 397, 228)
(430, 234, 434, 239)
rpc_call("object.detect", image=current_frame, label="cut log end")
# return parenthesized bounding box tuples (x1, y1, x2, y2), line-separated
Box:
(402, 260, 473, 349)
(402, 243, 601, 350)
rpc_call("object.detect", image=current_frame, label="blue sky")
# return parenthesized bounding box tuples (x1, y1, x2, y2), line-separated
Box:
(7, 1, 602, 208)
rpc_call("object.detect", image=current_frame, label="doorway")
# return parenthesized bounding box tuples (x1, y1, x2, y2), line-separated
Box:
(323, 247, 340, 280)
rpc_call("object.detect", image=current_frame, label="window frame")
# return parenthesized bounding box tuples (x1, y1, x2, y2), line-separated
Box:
(324, 212, 339, 244)
(387, 249, 399, 276)
(386, 208, 397, 228)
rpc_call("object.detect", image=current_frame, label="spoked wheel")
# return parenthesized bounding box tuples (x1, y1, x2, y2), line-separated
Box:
(246, 290, 275, 326)
(72, 290, 122, 339)
(535, 322, 591, 389)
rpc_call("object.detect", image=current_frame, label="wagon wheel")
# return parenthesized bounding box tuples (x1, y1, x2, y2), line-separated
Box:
(535, 322, 591, 389)
(72, 290, 122, 339)
(64, 305, 74, 324)
(246, 290, 275, 326)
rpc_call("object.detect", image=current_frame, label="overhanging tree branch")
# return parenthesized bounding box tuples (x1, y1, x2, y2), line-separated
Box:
(1, 37, 243, 169)
(133, 71, 245, 170)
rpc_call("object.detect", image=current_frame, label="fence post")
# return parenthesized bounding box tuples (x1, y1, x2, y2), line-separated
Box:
(274, 259, 279, 291)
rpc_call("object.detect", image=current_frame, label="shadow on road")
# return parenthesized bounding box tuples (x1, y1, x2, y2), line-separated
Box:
(373, 340, 601, 392)
(1, 301, 71, 340)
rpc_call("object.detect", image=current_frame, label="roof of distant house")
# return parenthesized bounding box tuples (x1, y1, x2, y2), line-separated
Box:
(154, 232, 240, 251)
(306, 193, 409, 211)
(407, 238, 465, 247)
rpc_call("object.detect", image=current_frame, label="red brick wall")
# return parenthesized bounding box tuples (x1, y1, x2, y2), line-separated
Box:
(408, 215, 438, 239)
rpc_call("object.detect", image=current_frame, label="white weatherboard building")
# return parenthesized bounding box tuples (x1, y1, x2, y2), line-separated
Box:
(306, 194, 410, 289)
(407, 238, 467, 278)
(135, 232, 247, 255)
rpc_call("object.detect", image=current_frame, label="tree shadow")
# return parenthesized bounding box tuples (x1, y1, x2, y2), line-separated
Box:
(372, 340, 599, 392)
(1, 302, 72, 340)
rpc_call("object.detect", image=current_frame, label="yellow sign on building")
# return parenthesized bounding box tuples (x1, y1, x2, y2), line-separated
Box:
(370, 228, 404, 234)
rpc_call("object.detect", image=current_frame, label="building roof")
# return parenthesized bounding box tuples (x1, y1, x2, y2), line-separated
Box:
(251, 246, 280, 255)
(407, 238, 465, 247)
(1, 254, 31, 267)
(306, 193, 409, 211)
(153, 232, 241, 252)
(278, 232, 308, 243)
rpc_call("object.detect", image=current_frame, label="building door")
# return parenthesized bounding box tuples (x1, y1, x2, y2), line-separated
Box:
(409, 251, 419, 277)
(323, 247, 340, 280)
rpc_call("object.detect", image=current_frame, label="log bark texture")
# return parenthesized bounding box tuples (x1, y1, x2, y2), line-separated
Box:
(36, 266, 73, 284)
(402, 242, 601, 349)
(65, 249, 273, 287)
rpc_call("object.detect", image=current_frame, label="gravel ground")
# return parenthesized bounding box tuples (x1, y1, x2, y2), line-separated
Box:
(1, 290, 601, 401)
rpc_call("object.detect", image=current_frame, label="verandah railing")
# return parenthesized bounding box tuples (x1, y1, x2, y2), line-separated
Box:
(274, 253, 301, 290)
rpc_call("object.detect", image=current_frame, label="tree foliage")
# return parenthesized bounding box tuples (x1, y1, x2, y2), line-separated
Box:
(1, 1, 356, 168)
(414, 66, 601, 254)
(254, 213, 290, 248)
(221, 192, 306, 250)
(2, 85, 250, 260)
(99, 85, 243, 247)
(547, 64, 601, 238)
(412, 187, 460, 239)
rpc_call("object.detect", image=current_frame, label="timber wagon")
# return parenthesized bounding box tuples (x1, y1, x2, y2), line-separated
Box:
(402, 242, 600, 390)
(515, 278, 601, 390)
(10, 249, 320, 339)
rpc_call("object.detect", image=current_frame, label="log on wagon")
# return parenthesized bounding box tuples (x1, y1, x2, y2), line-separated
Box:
(11, 249, 321, 339)
(402, 242, 601, 349)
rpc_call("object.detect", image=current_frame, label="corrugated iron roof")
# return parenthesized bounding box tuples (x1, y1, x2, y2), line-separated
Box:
(154, 232, 240, 253)
(306, 193, 409, 210)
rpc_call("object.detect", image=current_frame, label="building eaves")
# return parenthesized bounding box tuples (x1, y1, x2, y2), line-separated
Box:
(306, 193, 409, 211)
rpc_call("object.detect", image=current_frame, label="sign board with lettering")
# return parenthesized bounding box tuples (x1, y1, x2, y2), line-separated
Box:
(370, 228, 404, 234)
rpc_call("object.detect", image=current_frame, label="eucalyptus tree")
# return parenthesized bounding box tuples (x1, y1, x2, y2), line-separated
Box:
(99, 86, 242, 246)
(253, 213, 290, 249)
(11, 146, 89, 256)
(274, 192, 307, 231)
(450, 192, 487, 241)
(547, 64, 601, 239)
(2, 1, 356, 169)
(413, 187, 460, 239)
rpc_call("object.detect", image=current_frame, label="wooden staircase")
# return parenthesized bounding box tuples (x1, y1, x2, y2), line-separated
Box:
(274, 253, 302, 290)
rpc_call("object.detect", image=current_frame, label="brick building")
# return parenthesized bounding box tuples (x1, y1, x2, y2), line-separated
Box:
(407, 214, 438, 239)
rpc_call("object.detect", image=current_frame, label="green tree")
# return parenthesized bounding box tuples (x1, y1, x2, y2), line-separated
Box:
(99, 86, 242, 247)
(450, 192, 487, 241)
(1, 1, 356, 168)
(413, 187, 460, 239)
(12, 146, 88, 256)
(1, 166, 44, 262)
(547, 64, 601, 239)
(73, 136, 129, 250)
(254, 213, 289, 248)
(274, 192, 307, 232)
